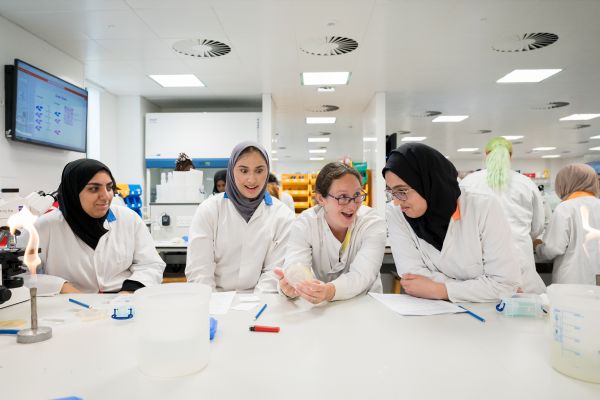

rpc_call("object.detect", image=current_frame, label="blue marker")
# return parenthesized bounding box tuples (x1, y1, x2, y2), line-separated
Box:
(254, 304, 267, 320)
(69, 298, 91, 309)
(0, 329, 20, 335)
(458, 305, 485, 323)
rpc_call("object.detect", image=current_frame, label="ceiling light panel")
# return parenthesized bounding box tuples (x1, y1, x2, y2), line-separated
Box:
(590, 147, 600, 151)
(433, 115, 469, 122)
(148, 74, 205, 87)
(306, 117, 336, 124)
(559, 114, 600, 121)
(502, 135, 524, 140)
(457, 148, 478, 152)
(401, 136, 427, 142)
(532, 147, 556, 151)
(541, 154, 561, 158)
(310, 157, 325, 161)
(302, 72, 350, 86)
(496, 69, 561, 83)
(308, 137, 330, 143)
(309, 149, 327, 154)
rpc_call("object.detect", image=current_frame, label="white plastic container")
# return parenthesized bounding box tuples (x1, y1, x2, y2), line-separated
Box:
(134, 283, 211, 378)
(547, 284, 600, 383)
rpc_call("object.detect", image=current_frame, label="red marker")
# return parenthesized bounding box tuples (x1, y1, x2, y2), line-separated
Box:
(249, 325, 280, 333)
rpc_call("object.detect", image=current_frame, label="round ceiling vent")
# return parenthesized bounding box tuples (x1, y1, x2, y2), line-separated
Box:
(532, 101, 570, 110)
(300, 36, 358, 56)
(307, 105, 340, 112)
(172, 39, 231, 58)
(492, 32, 558, 52)
(411, 110, 442, 118)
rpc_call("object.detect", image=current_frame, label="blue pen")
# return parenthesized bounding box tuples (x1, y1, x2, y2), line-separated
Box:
(69, 298, 91, 309)
(254, 304, 267, 320)
(458, 305, 485, 323)
(0, 329, 20, 335)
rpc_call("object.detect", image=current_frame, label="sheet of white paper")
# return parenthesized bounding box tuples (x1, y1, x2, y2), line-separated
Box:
(369, 293, 465, 316)
(238, 294, 260, 303)
(232, 302, 260, 311)
(19, 273, 63, 297)
(209, 291, 236, 315)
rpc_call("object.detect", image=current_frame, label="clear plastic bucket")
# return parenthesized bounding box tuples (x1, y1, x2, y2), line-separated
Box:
(134, 283, 211, 377)
(547, 284, 600, 383)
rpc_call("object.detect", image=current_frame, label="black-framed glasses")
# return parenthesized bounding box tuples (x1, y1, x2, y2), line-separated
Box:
(327, 192, 367, 205)
(385, 188, 413, 202)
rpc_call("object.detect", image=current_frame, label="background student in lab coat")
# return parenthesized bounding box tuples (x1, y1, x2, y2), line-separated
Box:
(384, 143, 524, 303)
(35, 159, 165, 294)
(534, 164, 600, 284)
(212, 169, 227, 195)
(267, 173, 295, 212)
(459, 137, 546, 293)
(275, 162, 386, 304)
(186, 142, 295, 292)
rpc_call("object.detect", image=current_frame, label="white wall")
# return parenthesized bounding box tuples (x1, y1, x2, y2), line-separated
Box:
(0, 15, 84, 194)
(362, 92, 386, 216)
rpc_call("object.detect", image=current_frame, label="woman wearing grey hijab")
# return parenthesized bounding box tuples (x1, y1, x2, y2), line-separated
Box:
(186, 141, 295, 292)
(534, 164, 600, 284)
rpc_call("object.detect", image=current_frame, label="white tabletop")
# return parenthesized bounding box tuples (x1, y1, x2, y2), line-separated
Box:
(1, 294, 598, 400)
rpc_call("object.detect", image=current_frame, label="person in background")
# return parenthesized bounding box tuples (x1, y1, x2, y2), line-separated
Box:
(35, 159, 165, 293)
(267, 173, 295, 212)
(275, 163, 386, 304)
(186, 142, 295, 292)
(211, 169, 227, 195)
(459, 136, 546, 293)
(175, 152, 195, 171)
(534, 164, 600, 284)
(384, 143, 524, 303)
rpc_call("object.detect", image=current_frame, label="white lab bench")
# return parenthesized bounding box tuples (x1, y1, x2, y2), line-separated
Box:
(1, 293, 598, 399)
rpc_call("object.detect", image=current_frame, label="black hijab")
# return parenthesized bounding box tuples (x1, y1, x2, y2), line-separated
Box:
(212, 169, 227, 194)
(57, 159, 117, 250)
(382, 143, 461, 251)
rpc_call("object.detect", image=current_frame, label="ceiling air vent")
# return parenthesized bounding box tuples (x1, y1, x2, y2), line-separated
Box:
(578, 140, 589, 144)
(574, 124, 591, 130)
(492, 33, 558, 53)
(307, 105, 339, 112)
(395, 130, 411, 135)
(319, 131, 332, 136)
(300, 36, 358, 56)
(532, 101, 570, 110)
(173, 39, 231, 58)
(411, 110, 442, 118)
(477, 129, 492, 134)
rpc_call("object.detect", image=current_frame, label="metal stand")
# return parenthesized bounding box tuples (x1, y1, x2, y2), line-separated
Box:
(17, 287, 52, 344)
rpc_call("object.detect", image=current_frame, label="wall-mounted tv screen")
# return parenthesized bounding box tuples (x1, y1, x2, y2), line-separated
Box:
(6, 59, 87, 153)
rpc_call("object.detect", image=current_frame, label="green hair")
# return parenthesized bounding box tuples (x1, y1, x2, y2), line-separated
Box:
(485, 137, 512, 191)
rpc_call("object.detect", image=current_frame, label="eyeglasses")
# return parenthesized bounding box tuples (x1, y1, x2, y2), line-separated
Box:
(327, 192, 367, 205)
(385, 188, 413, 202)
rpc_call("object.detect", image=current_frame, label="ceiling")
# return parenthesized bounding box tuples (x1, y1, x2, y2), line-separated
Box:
(2, 0, 600, 163)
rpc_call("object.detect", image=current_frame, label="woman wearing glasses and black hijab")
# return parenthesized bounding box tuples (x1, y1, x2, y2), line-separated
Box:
(275, 162, 386, 304)
(383, 143, 526, 303)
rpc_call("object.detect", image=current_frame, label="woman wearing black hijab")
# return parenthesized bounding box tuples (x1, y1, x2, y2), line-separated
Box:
(383, 143, 523, 302)
(35, 159, 165, 294)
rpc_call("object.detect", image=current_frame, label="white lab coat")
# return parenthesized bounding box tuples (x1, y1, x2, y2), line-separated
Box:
(35, 205, 165, 293)
(460, 169, 546, 293)
(536, 195, 600, 284)
(387, 189, 523, 303)
(279, 191, 296, 213)
(186, 192, 295, 292)
(282, 205, 386, 300)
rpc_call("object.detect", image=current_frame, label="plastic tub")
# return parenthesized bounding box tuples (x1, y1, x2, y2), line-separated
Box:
(134, 283, 211, 377)
(547, 284, 600, 383)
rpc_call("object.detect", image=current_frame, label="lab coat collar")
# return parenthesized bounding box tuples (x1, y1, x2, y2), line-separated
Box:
(223, 191, 273, 205)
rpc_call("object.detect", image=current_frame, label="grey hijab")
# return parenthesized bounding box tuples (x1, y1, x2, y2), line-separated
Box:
(225, 141, 270, 222)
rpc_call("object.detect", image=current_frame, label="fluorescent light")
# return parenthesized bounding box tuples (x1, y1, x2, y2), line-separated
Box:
(302, 72, 350, 86)
(309, 149, 327, 154)
(306, 117, 336, 124)
(559, 114, 600, 121)
(590, 146, 600, 151)
(271, 150, 277, 154)
(457, 148, 478, 152)
(363, 137, 377, 142)
(317, 86, 335, 92)
(148, 74, 205, 87)
(590, 135, 600, 139)
(496, 69, 561, 83)
(401, 136, 427, 142)
(271, 157, 279, 161)
(542, 154, 561, 159)
(433, 115, 469, 122)
(502, 135, 524, 141)
(308, 137, 330, 143)
(310, 157, 325, 161)
(532, 147, 556, 151)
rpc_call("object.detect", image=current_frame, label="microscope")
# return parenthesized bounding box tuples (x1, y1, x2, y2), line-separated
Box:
(0, 190, 55, 309)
